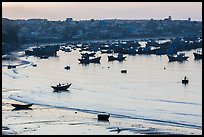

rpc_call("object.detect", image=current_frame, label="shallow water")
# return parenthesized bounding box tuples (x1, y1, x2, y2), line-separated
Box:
(2, 44, 202, 131)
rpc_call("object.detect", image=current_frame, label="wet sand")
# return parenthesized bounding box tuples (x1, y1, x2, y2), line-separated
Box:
(2, 100, 201, 135)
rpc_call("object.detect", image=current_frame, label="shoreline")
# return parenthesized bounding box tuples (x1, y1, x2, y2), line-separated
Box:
(2, 99, 201, 135)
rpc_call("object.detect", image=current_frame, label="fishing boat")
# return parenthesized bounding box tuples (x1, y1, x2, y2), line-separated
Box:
(40, 55, 49, 59)
(80, 52, 96, 57)
(7, 65, 16, 69)
(33, 64, 37, 67)
(51, 83, 72, 91)
(64, 65, 70, 70)
(78, 56, 101, 64)
(193, 50, 202, 60)
(97, 113, 110, 121)
(121, 69, 127, 73)
(11, 103, 33, 109)
(108, 53, 126, 62)
(108, 55, 117, 61)
(167, 53, 189, 62)
(100, 49, 113, 54)
(25, 45, 60, 57)
(182, 76, 189, 85)
(117, 53, 127, 62)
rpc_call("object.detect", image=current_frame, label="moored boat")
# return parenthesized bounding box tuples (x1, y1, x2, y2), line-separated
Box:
(182, 76, 189, 85)
(97, 113, 110, 121)
(81, 52, 96, 57)
(193, 50, 202, 60)
(108, 55, 117, 61)
(78, 56, 101, 64)
(51, 83, 72, 91)
(7, 65, 16, 69)
(121, 69, 127, 73)
(108, 53, 126, 62)
(167, 53, 189, 62)
(65, 65, 70, 70)
(25, 45, 59, 57)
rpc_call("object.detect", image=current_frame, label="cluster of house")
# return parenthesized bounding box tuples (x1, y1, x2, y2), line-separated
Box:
(2, 16, 202, 44)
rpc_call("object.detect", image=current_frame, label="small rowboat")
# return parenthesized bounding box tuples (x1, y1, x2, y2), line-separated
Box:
(11, 103, 33, 109)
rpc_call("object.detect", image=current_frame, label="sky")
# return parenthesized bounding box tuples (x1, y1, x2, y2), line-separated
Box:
(2, 2, 202, 21)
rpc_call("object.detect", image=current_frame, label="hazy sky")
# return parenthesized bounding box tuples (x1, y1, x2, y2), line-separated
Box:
(2, 2, 202, 21)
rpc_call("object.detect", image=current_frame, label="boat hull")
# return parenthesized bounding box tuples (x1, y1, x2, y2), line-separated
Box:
(97, 113, 110, 121)
(51, 83, 72, 91)
(11, 103, 33, 109)
(182, 79, 189, 84)
(193, 52, 202, 60)
(108, 56, 126, 61)
(78, 57, 101, 64)
(167, 55, 189, 62)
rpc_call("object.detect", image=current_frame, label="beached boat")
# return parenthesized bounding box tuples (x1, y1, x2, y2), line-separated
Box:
(51, 83, 72, 91)
(167, 53, 189, 62)
(7, 65, 16, 69)
(97, 113, 110, 121)
(11, 103, 33, 109)
(193, 50, 202, 60)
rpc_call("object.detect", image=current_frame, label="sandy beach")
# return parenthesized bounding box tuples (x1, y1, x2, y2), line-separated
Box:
(2, 99, 201, 135)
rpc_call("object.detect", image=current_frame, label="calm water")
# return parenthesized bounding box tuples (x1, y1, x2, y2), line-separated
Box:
(2, 43, 202, 130)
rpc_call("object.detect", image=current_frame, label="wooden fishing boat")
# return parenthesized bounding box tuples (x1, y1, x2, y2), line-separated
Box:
(182, 76, 189, 85)
(97, 113, 110, 121)
(64, 65, 70, 70)
(78, 56, 101, 64)
(51, 83, 72, 91)
(167, 53, 189, 62)
(193, 50, 202, 60)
